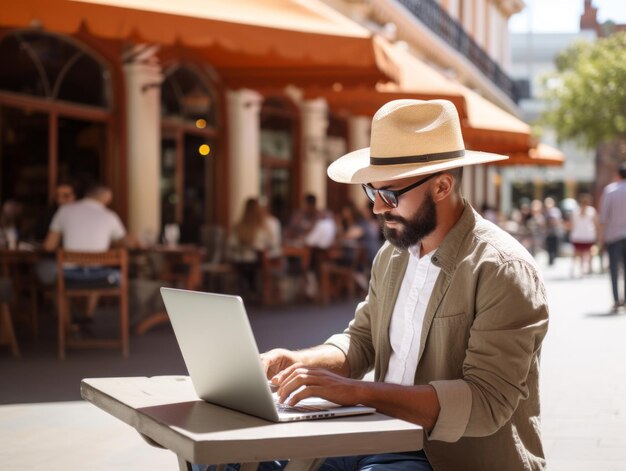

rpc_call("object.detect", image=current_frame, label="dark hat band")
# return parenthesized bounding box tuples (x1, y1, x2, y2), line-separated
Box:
(370, 149, 465, 166)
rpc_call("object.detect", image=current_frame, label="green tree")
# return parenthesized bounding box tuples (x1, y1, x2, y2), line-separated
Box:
(541, 32, 626, 149)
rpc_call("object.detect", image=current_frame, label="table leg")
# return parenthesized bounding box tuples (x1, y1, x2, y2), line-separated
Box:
(134, 310, 169, 335)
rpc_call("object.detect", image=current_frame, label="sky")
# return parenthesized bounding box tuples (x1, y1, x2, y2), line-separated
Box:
(509, 0, 626, 33)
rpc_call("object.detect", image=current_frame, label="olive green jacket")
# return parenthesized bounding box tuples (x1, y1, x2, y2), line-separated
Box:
(326, 201, 549, 471)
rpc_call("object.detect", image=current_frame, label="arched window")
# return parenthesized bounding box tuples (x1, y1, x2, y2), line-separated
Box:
(260, 97, 300, 224)
(160, 64, 218, 244)
(0, 30, 111, 107)
(0, 30, 114, 238)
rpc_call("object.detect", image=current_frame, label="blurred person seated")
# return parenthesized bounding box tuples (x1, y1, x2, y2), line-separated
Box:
(304, 209, 337, 251)
(38, 183, 135, 286)
(0, 199, 23, 249)
(337, 201, 380, 271)
(28, 182, 76, 243)
(284, 193, 320, 241)
(228, 197, 282, 299)
(302, 209, 337, 298)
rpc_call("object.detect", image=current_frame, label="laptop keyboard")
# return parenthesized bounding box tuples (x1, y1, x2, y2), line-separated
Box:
(274, 400, 330, 413)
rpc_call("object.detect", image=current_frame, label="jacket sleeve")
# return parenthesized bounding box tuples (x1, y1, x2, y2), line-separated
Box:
(430, 258, 549, 442)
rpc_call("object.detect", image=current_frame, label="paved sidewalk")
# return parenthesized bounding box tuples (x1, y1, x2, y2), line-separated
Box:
(1, 255, 625, 470)
(538, 256, 626, 470)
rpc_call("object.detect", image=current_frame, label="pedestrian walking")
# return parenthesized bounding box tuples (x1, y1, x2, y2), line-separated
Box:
(567, 193, 598, 277)
(543, 197, 563, 266)
(599, 163, 626, 312)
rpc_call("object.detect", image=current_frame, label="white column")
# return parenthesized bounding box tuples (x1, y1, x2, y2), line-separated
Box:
(124, 58, 163, 240)
(301, 98, 329, 208)
(226, 89, 263, 227)
(500, 167, 513, 217)
(486, 166, 498, 209)
(474, 165, 486, 209)
(462, 0, 474, 37)
(463, 165, 474, 204)
(347, 115, 371, 204)
(446, 0, 461, 20)
(475, 0, 486, 48)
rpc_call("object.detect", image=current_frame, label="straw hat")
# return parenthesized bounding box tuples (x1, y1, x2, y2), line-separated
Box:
(327, 99, 508, 184)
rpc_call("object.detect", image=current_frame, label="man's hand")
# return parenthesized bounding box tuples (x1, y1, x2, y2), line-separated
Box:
(260, 348, 302, 381)
(261, 344, 350, 387)
(275, 365, 363, 407)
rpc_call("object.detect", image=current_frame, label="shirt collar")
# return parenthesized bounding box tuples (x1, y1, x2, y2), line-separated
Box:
(408, 244, 421, 259)
(408, 243, 436, 261)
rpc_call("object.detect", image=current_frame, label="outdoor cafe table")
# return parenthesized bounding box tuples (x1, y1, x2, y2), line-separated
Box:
(81, 376, 424, 471)
(131, 244, 206, 334)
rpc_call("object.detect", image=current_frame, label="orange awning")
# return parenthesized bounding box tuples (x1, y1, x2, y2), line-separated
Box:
(304, 39, 467, 119)
(305, 40, 532, 155)
(1, 0, 392, 87)
(494, 143, 565, 166)
(459, 88, 532, 154)
(388, 42, 532, 154)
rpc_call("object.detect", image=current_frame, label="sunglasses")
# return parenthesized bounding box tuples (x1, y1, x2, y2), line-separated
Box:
(361, 172, 441, 209)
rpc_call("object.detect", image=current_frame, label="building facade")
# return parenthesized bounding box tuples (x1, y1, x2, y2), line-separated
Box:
(0, 0, 530, 244)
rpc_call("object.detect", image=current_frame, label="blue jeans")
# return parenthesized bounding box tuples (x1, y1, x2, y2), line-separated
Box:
(191, 450, 432, 471)
(607, 238, 626, 303)
(62, 267, 121, 285)
(34, 259, 120, 286)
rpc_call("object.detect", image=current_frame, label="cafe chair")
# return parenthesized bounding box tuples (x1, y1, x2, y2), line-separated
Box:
(0, 278, 20, 357)
(260, 250, 287, 306)
(319, 245, 368, 305)
(0, 249, 39, 339)
(56, 249, 129, 359)
(200, 225, 237, 293)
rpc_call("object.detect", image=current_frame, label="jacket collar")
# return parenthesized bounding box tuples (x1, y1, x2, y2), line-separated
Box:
(431, 199, 476, 275)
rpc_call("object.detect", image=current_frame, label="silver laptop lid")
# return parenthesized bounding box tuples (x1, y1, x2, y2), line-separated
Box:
(160, 288, 279, 421)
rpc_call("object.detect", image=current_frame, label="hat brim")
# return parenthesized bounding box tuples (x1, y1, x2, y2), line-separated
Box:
(327, 147, 509, 184)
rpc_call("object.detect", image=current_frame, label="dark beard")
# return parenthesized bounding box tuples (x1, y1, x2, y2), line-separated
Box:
(378, 192, 438, 249)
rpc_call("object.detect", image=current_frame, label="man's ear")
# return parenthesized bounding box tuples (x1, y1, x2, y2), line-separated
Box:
(432, 173, 454, 202)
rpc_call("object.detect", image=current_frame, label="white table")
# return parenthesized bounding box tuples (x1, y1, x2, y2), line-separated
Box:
(81, 376, 424, 471)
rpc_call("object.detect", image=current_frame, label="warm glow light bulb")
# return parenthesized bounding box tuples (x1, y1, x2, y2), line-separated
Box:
(199, 144, 210, 156)
(195, 119, 207, 129)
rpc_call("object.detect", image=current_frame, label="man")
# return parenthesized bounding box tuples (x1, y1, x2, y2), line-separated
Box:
(285, 193, 320, 241)
(261, 100, 549, 470)
(39, 183, 133, 284)
(599, 162, 626, 312)
(302, 209, 337, 298)
(543, 196, 563, 266)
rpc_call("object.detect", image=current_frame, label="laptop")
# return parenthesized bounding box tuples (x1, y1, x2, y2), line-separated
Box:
(160, 287, 376, 422)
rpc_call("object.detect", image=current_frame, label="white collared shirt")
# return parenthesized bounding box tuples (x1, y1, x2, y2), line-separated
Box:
(385, 244, 441, 385)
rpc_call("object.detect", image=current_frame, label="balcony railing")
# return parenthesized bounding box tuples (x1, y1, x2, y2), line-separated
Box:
(396, 0, 519, 103)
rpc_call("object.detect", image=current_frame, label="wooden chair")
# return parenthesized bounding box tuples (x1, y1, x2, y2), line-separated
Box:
(319, 245, 368, 305)
(260, 250, 287, 306)
(56, 249, 129, 359)
(200, 225, 237, 293)
(0, 278, 20, 357)
(0, 249, 39, 339)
